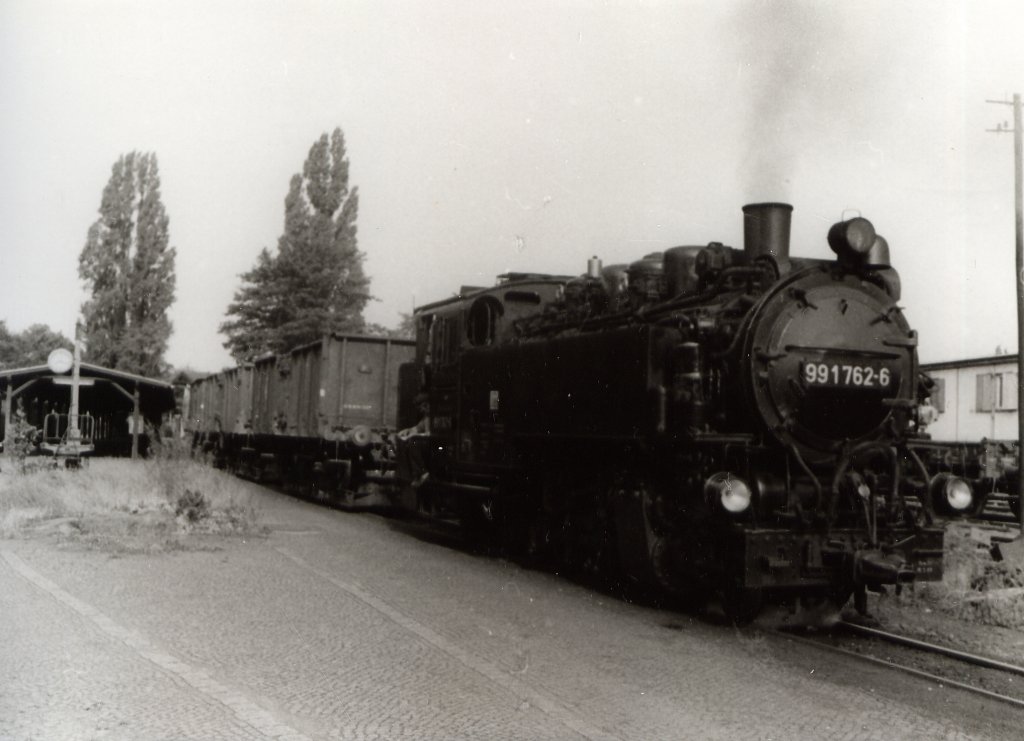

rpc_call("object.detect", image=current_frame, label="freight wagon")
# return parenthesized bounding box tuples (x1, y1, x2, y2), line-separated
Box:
(188, 333, 415, 504)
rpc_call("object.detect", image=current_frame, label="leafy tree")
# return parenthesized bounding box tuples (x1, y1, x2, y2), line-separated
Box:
(0, 321, 16, 366)
(221, 128, 370, 360)
(78, 152, 176, 377)
(394, 312, 416, 339)
(363, 323, 411, 340)
(0, 321, 73, 369)
(362, 313, 416, 340)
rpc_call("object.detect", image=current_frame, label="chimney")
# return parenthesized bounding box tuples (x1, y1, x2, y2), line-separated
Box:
(742, 202, 793, 261)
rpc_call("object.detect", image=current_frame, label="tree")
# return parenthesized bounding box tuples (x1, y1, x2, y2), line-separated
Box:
(394, 312, 416, 339)
(362, 312, 415, 340)
(78, 152, 176, 377)
(221, 128, 370, 360)
(0, 321, 73, 369)
(0, 321, 16, 366)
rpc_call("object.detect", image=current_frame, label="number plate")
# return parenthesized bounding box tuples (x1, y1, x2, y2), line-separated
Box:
(801, 359, 894, 389)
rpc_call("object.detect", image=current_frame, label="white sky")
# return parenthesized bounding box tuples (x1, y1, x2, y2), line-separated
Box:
(1, 0, 1021, 372)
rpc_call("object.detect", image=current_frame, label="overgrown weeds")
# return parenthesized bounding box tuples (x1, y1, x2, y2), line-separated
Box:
(892, 523, 1024, 627)
(0, 454, 265, 552)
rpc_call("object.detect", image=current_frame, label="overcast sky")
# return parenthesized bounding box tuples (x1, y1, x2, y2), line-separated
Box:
(1, 0, 1022, 373)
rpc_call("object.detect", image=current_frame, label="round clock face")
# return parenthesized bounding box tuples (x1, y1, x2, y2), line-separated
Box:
(47, 348, 74, 374)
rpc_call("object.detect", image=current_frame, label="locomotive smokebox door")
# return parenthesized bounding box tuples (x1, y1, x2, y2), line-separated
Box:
(744, 268, 916, 459)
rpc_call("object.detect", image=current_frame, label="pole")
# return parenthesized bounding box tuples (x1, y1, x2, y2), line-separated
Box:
(987, 94, 1024, 539)
(2, 383, 10, 460)
(1014, 93, 1024, 531)
(68, 330, 81, 448)
(131, 385, 140, 460)
(1011, 94, 1019, 532)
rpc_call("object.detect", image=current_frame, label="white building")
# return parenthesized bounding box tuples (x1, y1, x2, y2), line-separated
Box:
(922, 355, 1018, 442)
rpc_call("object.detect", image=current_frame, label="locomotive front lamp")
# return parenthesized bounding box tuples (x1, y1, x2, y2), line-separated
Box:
(705, 472, 752, 515)
(929, 473, 975, 515)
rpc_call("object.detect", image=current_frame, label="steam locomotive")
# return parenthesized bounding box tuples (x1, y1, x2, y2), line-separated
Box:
(190, 203, 977, 621)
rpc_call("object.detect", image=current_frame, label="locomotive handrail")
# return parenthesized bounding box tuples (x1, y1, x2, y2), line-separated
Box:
(902, 444, 936, 524)
(516, 264, 776, 338)
(709, 300, 760, 360)
(827, 440, 901, 541)
(786, 442, 817, 526)
(690, 432, 757, 444)
(641, 265, 773, 321)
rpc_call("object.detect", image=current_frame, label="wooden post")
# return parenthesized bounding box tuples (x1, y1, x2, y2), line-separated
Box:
(131, 384, 140, 460)
(987, 93, 1024, 555)
(2, 384, 10, 460)
(1013, 93, 1023, 532)
(68, 334, 81, 447)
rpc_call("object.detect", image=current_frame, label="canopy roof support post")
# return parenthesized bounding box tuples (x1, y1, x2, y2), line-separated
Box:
(131, 384, 140, 460)
(106, 380, 143, 460)
(2, 383, 10, 460)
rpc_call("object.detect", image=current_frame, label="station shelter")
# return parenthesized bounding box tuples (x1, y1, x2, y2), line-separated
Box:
(0, 362, 177, 460)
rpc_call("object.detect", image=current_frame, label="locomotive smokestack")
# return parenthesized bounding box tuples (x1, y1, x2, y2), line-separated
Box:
(742, 202, 793, 261)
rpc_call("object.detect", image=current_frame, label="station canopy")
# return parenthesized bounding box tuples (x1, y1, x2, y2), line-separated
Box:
(1, 361, 177, 455)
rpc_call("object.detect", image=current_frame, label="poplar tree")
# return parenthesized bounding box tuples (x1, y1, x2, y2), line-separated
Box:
(78, 152, 176, 377)
(221, 128, 369, 360)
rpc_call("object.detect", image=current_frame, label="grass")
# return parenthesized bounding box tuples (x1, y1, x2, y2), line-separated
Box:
(891, 522, 1024, 628)
(0, 449, 264, 553)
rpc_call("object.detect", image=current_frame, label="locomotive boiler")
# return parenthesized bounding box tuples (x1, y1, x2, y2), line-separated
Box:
(400, 203, 976, 620)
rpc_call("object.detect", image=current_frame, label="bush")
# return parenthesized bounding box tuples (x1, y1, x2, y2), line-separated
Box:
(146, 426, 194, 462)
(175, 489, 209, 522)
(8, 401, 41, 472)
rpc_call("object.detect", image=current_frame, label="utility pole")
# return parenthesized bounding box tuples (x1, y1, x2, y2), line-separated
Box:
(986, 93, 1024, 541)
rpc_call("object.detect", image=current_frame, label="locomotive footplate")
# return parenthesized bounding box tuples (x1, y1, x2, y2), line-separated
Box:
(733, 527, 945, 590)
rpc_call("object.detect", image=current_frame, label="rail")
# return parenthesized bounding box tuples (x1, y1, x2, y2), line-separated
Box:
(772, 623, 1024, 710)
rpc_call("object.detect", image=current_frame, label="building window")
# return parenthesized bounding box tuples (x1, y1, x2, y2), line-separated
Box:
(976, 371, 1018, 412)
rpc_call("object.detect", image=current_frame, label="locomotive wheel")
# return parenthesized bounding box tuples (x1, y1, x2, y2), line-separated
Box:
(518, 520, 551, 569)
(719, 585, 764, 625)
(830, 582, 855, 612)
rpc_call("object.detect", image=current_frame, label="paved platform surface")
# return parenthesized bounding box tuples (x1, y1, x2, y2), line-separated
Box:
(1, 482, 1020, 740)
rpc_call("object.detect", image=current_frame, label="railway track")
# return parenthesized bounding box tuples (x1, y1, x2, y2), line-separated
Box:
(774, 620, 1024, 709)
(976, 491, 1021, 525)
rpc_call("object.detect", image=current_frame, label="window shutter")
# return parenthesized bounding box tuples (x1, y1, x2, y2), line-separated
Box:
(1001, 372, 1018, 411)
(976, 373, 994, 412)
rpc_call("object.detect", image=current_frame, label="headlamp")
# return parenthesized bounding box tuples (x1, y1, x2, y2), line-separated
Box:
(705, 472, 752, 515)
(929, 473, 974, 515)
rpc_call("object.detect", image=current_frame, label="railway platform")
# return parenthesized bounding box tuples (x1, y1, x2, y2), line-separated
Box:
(1, 482, 1019, 740)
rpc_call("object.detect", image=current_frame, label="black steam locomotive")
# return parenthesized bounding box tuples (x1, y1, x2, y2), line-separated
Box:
(397, 202, 975, 619)
(190, 202, 977, 621)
